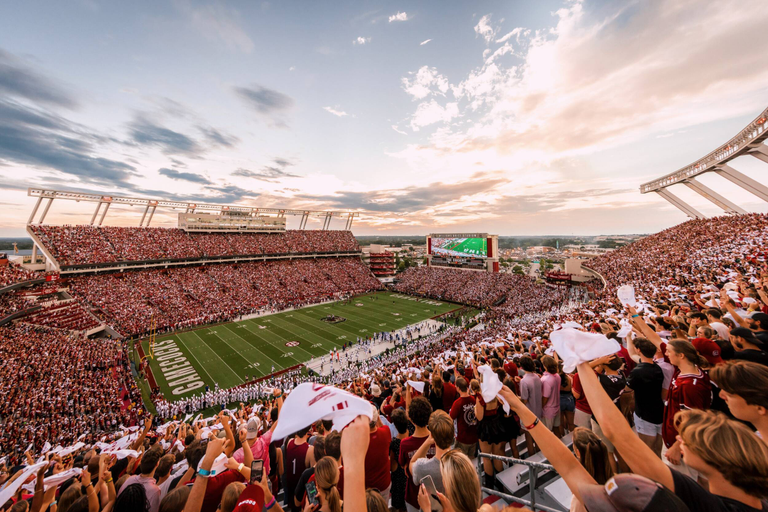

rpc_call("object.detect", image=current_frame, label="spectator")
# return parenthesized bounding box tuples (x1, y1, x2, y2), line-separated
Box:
(626, 337, 665, 457)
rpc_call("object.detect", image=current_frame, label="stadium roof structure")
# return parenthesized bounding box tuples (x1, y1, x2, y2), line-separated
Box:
(26, 188, 358, 230)
(640, 105, 768, 218)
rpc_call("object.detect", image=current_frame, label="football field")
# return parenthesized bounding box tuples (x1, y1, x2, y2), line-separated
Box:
(141, 291, 460, 400)
(435, 237, 487, 257)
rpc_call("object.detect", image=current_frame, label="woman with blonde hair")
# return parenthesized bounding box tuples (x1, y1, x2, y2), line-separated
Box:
(304, 457, 341, 512)
(219, 482, 245, 512)
(577, 361, 768, 510)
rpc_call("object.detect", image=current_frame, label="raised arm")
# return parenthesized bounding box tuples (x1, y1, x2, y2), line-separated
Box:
(627, 306, 664, 349)
(183, 437, 226, 512)
(574, 362, 674, 491)
(130, 415, 154, 451)
(340, 416, 370, 512)
(498, 386, 597, 503)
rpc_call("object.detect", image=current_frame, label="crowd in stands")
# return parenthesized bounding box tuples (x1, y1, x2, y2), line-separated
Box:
(0, 324, 142, 464)
(0, 265, 37, 289)
(394, 266, 569, 312)
(29, 226, 360, 267)
(3, 213, 768, 512)
(22, 302, 101, 332)
(68, 257, 381, 336)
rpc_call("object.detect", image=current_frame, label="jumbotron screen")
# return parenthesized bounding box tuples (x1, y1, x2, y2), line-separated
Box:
(431, 237, 487, 258)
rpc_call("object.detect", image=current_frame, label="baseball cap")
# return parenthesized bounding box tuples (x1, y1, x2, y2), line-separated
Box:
(579, 474, 690, 512)
(246, 417, 262, 440)
(729, 327, 764, 347)
(691, 338, 724, 366)
(233, 484, 265, 512)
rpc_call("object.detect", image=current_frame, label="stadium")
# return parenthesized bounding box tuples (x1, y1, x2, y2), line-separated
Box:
(2, 3, 768, 512)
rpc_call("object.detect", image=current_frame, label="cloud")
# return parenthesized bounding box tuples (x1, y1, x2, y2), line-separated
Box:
(410, 100, 459, 131)
(392, 125, 408, 135)
(158, 167, 212, 184)
(198, 125, 239, 147)
(128, 115, 202, 156)
(289, 66, 295, 71)
(420, 39, 432, 46)
(174, 0, 254, 53)
(353, 36, 371, 45)
(0, 100, 137, 188)
(231, 158, 299, 182)
(233, 84, 294, 127)
(299, 173, 506, 213)
(232, 167, 299, 182)
(474, 14, 498, 43)
(495, 27, 529, 44)
(388, 12, 408, 22)
(400, 0, 768, 165)
(0, 48, 77, 108)
(401, 66, 450, 100)
(323, 106, 348, 117)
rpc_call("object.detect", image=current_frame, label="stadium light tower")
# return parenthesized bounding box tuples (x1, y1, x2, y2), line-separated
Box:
(640, 106, 768, 218)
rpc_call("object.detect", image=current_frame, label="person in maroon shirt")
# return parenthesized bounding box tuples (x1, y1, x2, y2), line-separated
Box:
(381, 388, 405, 422)
(398, 396, 434, 512)
(571, 370, 593, 429)
(662, 340, 712, 479)
(285, 426, 314, 512)
(440, 371, 458, 412)
(449, 377, 478, 458)
(364, 406, 392, 500)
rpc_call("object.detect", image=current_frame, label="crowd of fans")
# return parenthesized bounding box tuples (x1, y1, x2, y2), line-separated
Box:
(0, 265, 37, 289)
(68, 257, 381, 337)
(21, 302, 101, 332)
(0, 324, 142, 464)
(29, 226, 360, 267)
(3, 213, 768, 512)
(394, 265, 569, 312)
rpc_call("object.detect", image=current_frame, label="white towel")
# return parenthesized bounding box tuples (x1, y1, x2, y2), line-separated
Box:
(197, 452, 228, 477)
(272, 383, 373, 441)
(406, 380, 425, 393)
(101, 449, 139, 460)
(550, 328, 621, 373)
(617, 285, 636, 307)
(477, 365, 510, 414)
(0, 462, 46, 506)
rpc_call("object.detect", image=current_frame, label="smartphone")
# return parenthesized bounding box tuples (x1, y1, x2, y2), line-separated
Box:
(250, 460, 263, 485)
(420, 475, 443, 512)
(305, 481, 319, 506)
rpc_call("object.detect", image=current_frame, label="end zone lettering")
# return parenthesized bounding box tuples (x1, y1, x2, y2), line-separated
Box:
(152, 339, 205, 395)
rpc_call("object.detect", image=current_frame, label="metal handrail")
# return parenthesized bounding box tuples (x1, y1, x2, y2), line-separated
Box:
(477, 452, 564, 512)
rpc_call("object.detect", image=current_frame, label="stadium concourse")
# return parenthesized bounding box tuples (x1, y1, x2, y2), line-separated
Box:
(0, 216, 767, 512)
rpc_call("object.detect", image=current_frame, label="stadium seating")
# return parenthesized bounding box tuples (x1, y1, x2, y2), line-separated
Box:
(29, 225, 360, 266)
(68, 257, 381, 336)
(4, 214, 768, 512)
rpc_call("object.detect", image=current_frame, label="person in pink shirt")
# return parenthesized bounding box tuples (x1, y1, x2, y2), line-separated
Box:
(540, 356, 562, 433)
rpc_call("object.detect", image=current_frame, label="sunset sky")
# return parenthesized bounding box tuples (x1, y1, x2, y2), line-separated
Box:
(1, 0, 768, 236)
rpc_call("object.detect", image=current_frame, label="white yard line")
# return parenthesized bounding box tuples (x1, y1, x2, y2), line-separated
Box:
(190, 330, 243, 384)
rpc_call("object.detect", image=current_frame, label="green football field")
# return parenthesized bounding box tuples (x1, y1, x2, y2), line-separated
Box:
(142, 291, 460, 400)
(437, 237, 487, 257)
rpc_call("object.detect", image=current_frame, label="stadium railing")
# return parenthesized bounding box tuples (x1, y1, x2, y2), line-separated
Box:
(477, 453, 567, 512)
(0, 278, 46, 295)
(56, 250, 364, 273)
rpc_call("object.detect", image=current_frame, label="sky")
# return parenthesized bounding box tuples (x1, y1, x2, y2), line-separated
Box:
(1, 0, 768, 236)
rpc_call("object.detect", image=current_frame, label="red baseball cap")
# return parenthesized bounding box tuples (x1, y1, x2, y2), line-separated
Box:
(233, 485, 265, 512)
(691, 338, 724, 366)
